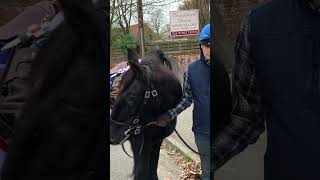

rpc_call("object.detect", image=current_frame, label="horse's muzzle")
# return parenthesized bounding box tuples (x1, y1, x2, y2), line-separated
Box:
(110, 133, 124, 145)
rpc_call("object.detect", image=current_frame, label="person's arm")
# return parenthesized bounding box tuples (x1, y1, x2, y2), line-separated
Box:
(155, 67, 193, 126)
(212, 14, 265, 170)
(167, 67, 193, 120)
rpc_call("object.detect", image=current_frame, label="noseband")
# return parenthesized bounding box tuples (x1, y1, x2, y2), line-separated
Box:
(110, 64, 161, 157)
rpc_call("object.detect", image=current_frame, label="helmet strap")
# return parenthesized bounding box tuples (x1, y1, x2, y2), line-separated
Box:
(199, 45, 207, 61)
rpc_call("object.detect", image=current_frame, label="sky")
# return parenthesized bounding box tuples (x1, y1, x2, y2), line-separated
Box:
(114, 0, 186, 32)
(162, 0, 183, 24)
(134, 0, 183, 25)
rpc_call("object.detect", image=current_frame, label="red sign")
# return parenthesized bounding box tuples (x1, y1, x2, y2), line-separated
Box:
(170, 30, 199, 36)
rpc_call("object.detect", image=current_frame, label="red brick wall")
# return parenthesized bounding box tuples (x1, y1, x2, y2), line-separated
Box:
(167, 51, 199, 73)
(0, 0, 42, 26)
(214, 0, 263, 41)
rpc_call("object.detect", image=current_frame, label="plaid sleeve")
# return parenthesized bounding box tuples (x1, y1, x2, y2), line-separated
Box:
(167, 66, 193, 120)
(212, 14, 265, 170)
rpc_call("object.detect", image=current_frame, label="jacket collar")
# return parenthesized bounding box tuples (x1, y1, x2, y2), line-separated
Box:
(200, 57, 210, 66)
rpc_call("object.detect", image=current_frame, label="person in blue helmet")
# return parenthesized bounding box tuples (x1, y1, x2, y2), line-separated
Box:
(155, 24, 211, 180)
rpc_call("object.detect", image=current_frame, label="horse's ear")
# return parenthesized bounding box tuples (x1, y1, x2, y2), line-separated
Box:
(127, 48, 144, 76)
(154, 48, 173, 69)
(127, 48, 139, 63)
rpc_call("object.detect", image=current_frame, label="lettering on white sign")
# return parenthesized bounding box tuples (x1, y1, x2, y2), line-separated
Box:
(169, 9, 199, 37)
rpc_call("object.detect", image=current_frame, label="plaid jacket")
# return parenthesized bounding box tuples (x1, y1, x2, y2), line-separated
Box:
(212, 1, 320, 170)
(167, 67, 193, 120)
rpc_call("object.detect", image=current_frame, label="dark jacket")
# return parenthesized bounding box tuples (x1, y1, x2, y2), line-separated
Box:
(188, 58, 210, 135)
(212, 57, 232, 138)
(250, 0, 320, 178)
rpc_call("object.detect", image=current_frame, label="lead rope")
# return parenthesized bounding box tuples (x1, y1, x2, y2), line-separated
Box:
(121, 134, 133, 158)
(174, 129, 205, 155)
(121, 133, 145, 158)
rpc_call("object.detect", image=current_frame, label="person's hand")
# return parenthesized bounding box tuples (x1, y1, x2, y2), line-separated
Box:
(154, 113, 172, 127)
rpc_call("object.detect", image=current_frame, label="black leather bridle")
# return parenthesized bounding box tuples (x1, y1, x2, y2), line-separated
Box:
(110, 64, 161, 157)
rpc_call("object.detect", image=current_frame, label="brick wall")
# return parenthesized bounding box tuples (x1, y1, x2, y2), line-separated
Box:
(214, 0, 263, 41)
(167, 51, 199, 73)
(0, 0, 42, 26)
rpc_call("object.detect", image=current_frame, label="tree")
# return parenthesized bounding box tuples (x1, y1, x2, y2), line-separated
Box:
(111, 27, 138, 55)
(111, 0, 182, 34)
(111, 0, 136, 34)
(160, 24, 171, 40)
(149, 9, 163, 37)
(147, 9, 165, 40)
(178, 0, 209, 29)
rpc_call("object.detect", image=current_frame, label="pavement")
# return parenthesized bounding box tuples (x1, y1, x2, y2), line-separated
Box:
(167, 105, 266, 180)
(164, 105, 200, 162)
(215, 132, 266, 180)
(110, 144, 181, 180)
(110, 105, 197, 180)
(110, 103, 267, 180)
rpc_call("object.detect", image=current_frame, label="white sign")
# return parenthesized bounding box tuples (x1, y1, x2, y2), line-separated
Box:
(169, 9, 199, 37)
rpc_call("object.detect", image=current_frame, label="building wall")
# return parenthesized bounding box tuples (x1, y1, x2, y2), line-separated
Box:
(0, 0, 42, 26)
(214, 0, 263, 41)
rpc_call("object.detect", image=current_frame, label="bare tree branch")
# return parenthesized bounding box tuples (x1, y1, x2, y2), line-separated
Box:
(111, 0, 183, 35)
(179, 0, 209, 28)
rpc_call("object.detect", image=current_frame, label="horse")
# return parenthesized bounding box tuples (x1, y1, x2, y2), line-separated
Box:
(110, 48, 182, 180)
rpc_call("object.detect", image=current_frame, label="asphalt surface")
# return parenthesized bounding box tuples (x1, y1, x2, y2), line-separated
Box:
(215, 132, 267, 180)
(110, 142, 181, 180)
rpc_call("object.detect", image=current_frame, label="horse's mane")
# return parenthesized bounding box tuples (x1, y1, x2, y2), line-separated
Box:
(142, 48, 182, 83)
(118, 51, 182, 96)
(26, 0, 106, 107)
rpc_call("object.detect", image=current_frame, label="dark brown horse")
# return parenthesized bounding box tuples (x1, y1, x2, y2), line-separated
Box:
(110, 48, 182, 180)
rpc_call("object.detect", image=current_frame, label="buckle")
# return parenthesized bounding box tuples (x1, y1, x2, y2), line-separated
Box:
(124, 127, 133, 136)
(145, 91, 150, 98)
(151, 90, 158, 97)
(133, 118, 140, 124)
(124, 129, 131, 136)
(134, 126, 142, 135)
(134, 129, 141, 135)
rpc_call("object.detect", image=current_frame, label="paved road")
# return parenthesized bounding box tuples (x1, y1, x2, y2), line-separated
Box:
(110, 142, 181, 180)
(215, 132, 267, 180)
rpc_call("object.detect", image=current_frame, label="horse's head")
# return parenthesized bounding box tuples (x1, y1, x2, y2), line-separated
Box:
(110, 48, 182, 144)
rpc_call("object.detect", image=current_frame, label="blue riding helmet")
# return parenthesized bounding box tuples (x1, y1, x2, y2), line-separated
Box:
(199, 24, 210, 44)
